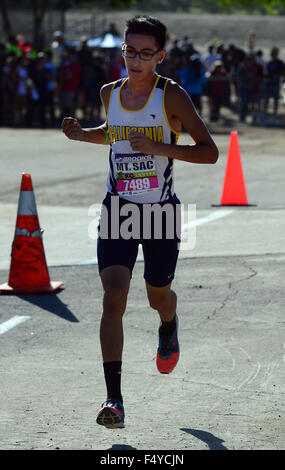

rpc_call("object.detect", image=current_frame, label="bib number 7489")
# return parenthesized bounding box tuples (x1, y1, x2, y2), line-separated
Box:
(124, 178, 150, 191)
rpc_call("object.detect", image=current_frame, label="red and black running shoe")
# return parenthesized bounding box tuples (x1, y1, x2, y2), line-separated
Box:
(96, 399, 125, 429)
(156, 315, 180, 374)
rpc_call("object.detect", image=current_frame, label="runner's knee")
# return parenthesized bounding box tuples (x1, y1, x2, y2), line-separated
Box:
(100, 265, 130, 316)
(148, 287, 177, 312)
(148, 290, 170, 311)
(103, 288, 128, 316)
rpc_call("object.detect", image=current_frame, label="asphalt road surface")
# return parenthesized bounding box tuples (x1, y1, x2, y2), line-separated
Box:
(0, 124, 284, 451)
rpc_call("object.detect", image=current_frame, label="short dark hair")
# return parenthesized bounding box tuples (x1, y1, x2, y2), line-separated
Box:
(124, 15, 167, 50)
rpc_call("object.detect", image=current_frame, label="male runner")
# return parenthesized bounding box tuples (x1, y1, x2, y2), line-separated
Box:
(62, 15, 218, 429)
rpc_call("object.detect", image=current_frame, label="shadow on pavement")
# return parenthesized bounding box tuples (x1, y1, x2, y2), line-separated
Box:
(106, 444, 138, 450)
(17, 292, 79, 323)
(180, 428, 228, 450)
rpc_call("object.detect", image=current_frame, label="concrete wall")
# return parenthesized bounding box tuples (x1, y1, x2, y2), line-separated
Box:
(1, 10, 284, 57)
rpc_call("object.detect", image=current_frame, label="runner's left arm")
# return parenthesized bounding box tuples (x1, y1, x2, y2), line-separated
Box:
(129, 81, 218, 164)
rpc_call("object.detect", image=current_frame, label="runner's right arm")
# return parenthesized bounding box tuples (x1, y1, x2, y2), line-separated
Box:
(61, 83, 113, 145)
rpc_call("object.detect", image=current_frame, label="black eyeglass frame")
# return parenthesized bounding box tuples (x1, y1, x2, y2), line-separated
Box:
(122, 44, 162, 61)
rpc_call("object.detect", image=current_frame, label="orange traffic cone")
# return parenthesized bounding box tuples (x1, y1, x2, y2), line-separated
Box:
(220, 131, 248, 205)
(0, 173, 64, 294)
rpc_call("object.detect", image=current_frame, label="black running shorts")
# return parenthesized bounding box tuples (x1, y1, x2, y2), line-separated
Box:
(97, 192, 181, 287)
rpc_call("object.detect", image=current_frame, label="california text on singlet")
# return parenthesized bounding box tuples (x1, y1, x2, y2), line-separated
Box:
(105, 75, 181, 203)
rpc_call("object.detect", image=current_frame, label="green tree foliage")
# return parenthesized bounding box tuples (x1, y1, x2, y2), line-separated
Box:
(1, 0, 284, 42)
(0, 0, 136, 41)
(206, 0, 285, 14)
(120, 0, 285, 13)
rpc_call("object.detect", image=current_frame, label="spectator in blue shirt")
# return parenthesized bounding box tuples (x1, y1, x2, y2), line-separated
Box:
(177, 54, 207, 116)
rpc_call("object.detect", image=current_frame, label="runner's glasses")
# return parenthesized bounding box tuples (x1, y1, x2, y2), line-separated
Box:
(122, 45, 161, 61)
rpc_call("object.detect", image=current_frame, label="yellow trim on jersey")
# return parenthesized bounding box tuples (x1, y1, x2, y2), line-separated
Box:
(118, 75, 160, 113)
(106, 80, 118, 123)
(162, 79, 181, 137)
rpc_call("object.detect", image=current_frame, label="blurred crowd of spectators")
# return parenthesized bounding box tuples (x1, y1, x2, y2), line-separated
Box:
(0, 28, 284, 129)
(0, 31, 108, 128)
(160, 34, 285, 124)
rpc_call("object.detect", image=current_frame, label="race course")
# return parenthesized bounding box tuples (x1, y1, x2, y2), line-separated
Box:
(0, 122, 285, 451)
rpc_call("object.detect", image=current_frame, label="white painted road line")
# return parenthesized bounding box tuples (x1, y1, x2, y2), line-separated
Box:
(0, 315, 31, 335)
(183, 208, 235, 229)
(79, 209, 235, 265)
(80, 257, 98, 266)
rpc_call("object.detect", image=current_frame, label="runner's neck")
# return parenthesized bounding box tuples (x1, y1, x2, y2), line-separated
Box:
(124, 73, 158, 98)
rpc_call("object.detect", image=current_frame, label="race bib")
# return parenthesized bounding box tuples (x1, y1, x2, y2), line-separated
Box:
(114, 153, 159, 196)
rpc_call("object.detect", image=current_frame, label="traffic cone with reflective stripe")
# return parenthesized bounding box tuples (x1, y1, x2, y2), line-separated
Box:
(0, 173, 64, 294)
